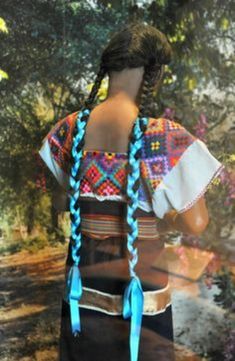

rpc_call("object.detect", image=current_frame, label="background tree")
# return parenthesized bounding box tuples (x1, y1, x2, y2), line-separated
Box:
(0, 0, 234, 254)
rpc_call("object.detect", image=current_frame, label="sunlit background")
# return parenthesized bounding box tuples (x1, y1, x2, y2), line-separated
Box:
(0, 1, 234, 360)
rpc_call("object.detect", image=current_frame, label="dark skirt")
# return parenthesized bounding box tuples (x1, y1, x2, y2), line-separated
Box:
(58, 299, 175, 361)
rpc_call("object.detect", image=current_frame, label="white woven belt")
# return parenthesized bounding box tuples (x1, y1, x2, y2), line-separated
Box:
(63, 283, 171, 316)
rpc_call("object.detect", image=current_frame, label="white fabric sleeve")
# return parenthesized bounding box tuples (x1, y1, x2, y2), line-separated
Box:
(38, 138, 70, 191)
(151, 139, 225, 219)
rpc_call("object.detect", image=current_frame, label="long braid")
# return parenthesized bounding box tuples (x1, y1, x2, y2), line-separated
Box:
(125, 65, 163, 275)
(66, 64, 106, 336)
(125, 119, 147, 278)
(125, 64, 162, 279)
(84, 64, 107, 110)
(122, 65, 163, 361)
(139, 64, 163, 117)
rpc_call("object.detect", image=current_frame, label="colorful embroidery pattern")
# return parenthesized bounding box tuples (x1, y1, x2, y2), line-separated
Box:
(141, 118, 196, 194)
(80, 151, 127, 196)
(47, 111, 79, 173)
(46, 112, 196, 200)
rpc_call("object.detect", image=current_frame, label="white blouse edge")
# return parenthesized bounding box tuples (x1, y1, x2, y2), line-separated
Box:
(151, 139, 225, 219)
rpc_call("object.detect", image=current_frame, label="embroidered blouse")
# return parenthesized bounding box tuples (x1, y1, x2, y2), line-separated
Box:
(39, 110, 224, 219)
(38, 109, 224, 316)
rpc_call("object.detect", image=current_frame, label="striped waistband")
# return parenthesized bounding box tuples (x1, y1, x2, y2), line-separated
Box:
(63, 284, 171, 316)
(81, 214, 160, 241)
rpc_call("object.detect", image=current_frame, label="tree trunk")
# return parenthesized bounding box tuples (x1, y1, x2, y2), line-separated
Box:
(51, 203, 59, 229)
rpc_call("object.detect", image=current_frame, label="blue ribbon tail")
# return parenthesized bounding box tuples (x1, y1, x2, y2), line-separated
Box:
(67, 264, 83, 336)
(123, 277, 144, 361)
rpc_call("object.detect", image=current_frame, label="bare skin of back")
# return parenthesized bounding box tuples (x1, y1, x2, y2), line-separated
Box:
(53, 66, 209, 236)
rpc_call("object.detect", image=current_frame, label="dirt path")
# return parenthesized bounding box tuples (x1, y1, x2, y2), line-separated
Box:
(0, 243, 206, 361)
(0, 244, 68, 361)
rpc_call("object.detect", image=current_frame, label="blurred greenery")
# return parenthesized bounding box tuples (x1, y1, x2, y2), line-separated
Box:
(0, 0, 234, 253)
(0, 17, 9, 80)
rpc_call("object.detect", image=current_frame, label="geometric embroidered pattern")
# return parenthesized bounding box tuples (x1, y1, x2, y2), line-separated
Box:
(46, 110, 196, 201)
(47, 111, 79, 174)
(141, 117, 196, 193)
(80, 151, 127, 197)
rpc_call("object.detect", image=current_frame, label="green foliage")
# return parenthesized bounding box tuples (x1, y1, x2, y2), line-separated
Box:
(0, 17, 8, 81)
(0, 0, 234, 254)
(22, 233, 49, 253)
(0, 69, 8, 80)
(0, 17, 8, 33)
(59, 212, 71, 239)
(34, 193, 52, 229)
(0, 241, 22, 255)
(47, 227, 67, 246)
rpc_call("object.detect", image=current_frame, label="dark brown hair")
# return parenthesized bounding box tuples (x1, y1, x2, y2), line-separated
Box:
(85, 21, 172, 116)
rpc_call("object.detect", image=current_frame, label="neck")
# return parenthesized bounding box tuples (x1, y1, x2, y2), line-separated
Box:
(106, 67, 144, 107)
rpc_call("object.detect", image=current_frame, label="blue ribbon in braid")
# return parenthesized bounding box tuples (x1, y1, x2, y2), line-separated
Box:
(67, 107, 90, 337)
(123, 116, 149, 361)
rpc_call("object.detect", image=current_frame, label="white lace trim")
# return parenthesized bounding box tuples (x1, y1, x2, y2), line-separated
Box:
(79, 193, 125, 201)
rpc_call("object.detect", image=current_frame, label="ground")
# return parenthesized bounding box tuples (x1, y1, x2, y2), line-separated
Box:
(0, 243, 230, 361)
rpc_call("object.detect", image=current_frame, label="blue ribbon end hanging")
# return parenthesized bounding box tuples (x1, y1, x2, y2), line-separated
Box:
(123, 277, 144, 361)
(67, 264, 83, 336)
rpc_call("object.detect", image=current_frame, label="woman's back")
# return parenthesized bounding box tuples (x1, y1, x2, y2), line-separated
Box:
(38, 22, 225, 361)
